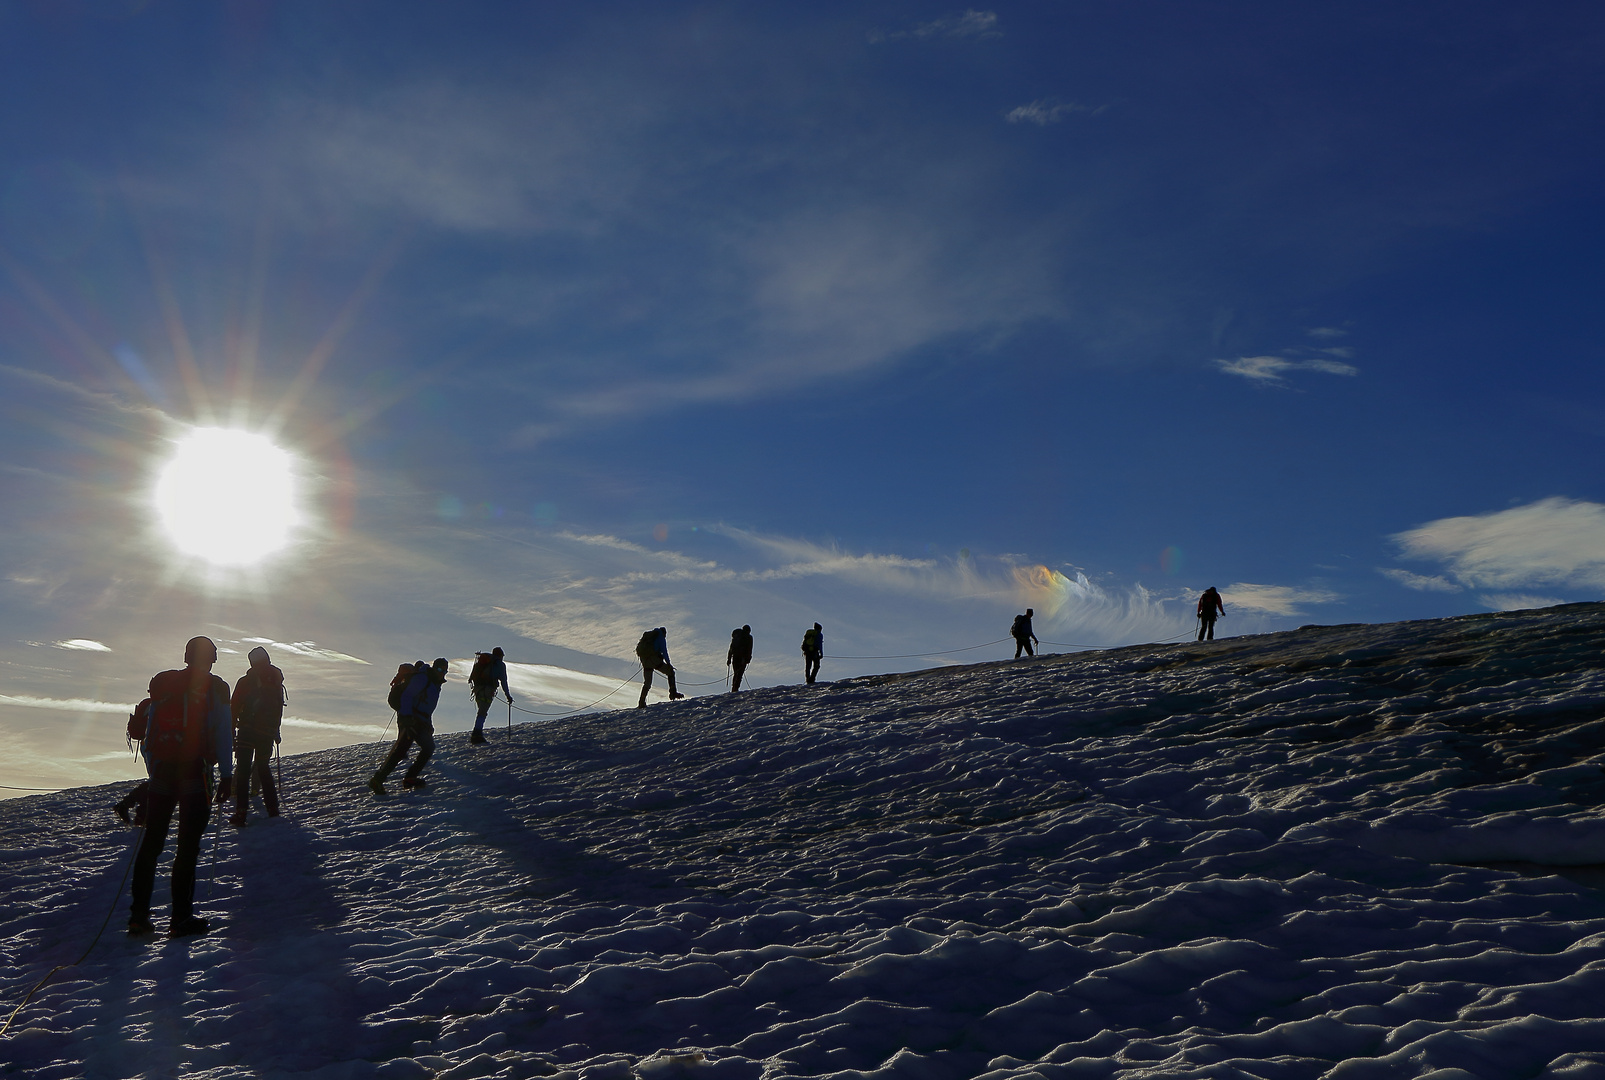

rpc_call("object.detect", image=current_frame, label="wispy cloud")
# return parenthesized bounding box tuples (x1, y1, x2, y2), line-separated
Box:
(1222, 583, 1340, 616)
(1308, 327, 1348, 339)
(280, 715, 390, 737)
(1006, 99, 1105, 126)
(1378, 568, 1462, 593)
(1392, 497, 1605, 593)
(1214, 355, 1359, 384)
(241, 638, 370, 665)
(0, 694, 132, 714)
(54, 639, 112, 652)
(870, 10, 1001, 43)
(1479, 593, 1567, 612)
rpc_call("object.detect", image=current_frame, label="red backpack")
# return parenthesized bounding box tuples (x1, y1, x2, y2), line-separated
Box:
(127, 669, 218, 762)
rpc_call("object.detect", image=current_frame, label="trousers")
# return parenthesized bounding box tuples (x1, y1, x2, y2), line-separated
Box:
(130, 757, 211, 923)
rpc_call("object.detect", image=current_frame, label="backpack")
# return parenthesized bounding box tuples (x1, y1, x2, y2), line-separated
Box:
(235, 666, 286, 738)
(127, 699, 152, 744)
(802, 628, 821, 653)
(137, 669, 219, 763)
(469, 653, 496, 688)
(387, 663, 418, 712)
(1011, 614, 1026, 636)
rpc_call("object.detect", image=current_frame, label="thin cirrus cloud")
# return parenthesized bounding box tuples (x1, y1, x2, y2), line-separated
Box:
(1214, 355, 1360, 384)
(229, 73, 1069, 437)
(1006, 99, 1106, 126)
(240, 638, 370, 665)
(868, 10, 1002, 43)
(1378, 568, 1462, 593)
(1391, 497, 1605, 594)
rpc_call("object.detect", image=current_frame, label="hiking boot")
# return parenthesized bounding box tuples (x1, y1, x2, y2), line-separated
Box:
(115, 804, 131, 823)
(401, 775, 427, 789)
(127, 915, 156, 936)
(367, 776, 386, 795)
(229, 811, 247, 828)
(266, 807, 280, 817)
(469, 730, 486, 744)
(669, 692, 686, 700)
(168, 916, 209, 938)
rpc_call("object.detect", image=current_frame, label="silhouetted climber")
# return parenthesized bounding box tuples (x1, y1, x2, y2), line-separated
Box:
(727, 625, 754, 692)
(371, 657, 447, 793)
(802, 623, 824, 684)
(636, 627, 684, 707)
(229, 646, 285, 827)
(1011, 608, 1039, 658)
(128, 635, 234, 938)
(113, 780, 148, 826)
(468, 647, 513, 745)
(1198, 587, 1225, 641)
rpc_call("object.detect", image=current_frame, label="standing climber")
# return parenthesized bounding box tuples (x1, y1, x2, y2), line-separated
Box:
(370, 657, 448, 793)
(1198, 587, 1225, 641)
(636, 627, 685, 707)
(128, 635, 234, 938)
(229, 645, 285, 827)
(727, 625, 754, 692)
(801, 622, 824, 685)
(1011, 608, 1039, 658)
(468, 647, 514, 744)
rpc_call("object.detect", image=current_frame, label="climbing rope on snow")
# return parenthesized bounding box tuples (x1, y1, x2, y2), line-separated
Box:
(1, 825, 143, 1039)
(0, 783, 65, 792)
(823, 638, 1011, 660)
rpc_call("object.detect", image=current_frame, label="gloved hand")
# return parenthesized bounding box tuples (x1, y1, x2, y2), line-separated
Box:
(215, 775, 233, 804)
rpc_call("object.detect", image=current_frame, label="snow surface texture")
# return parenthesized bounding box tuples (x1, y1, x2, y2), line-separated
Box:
(7, 604, 1605, 1080)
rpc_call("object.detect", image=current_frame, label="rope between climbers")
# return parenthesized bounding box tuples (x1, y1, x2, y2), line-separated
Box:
(508, 674, 638, 717)
(823, 638, 1011, 660)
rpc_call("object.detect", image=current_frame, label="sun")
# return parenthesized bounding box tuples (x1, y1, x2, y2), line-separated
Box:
(155, 428, 300, 566)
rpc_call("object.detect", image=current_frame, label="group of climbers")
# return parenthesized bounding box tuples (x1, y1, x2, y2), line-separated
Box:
(117, 589, 1227, 937)
(118, 636, 284, 939)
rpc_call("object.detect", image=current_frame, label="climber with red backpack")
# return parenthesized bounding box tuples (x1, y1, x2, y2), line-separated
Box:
(125, 635, 234, 938)
(468, 647, 513, 744)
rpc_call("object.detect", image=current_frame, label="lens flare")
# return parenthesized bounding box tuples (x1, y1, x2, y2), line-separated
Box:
(155, 428, 299, 566)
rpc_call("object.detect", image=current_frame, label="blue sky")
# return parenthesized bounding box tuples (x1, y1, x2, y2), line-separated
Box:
(3, 1, 1605, 793)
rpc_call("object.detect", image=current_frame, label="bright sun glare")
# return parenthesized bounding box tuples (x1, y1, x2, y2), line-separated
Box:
(155, 428, 300, 566)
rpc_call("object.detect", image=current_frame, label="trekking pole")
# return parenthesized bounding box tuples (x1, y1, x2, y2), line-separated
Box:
(506, 694, 512, 734)
(205, 777, 222, 900)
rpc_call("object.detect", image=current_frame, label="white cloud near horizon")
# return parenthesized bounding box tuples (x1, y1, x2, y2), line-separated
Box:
(1222, 583, 1341, 616)
(1479, 593, 1568, 612)
(1392, 497, 1605, 594)
(1215, 355, 1359, 384)
(430, 522, 1329, 676)
(280, 715, 390, 737)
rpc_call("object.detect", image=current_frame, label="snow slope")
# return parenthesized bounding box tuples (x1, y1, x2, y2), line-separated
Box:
(6, 603, 1605, 1080)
